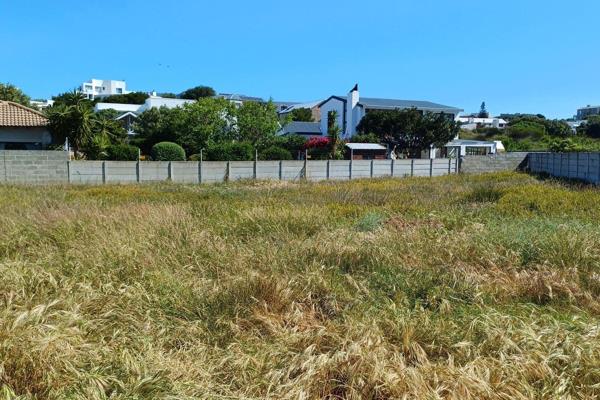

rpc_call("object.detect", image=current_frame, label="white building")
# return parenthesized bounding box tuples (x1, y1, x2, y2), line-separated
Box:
(79, 79, 130, 100)
(318, 85, 463, 139)
(458, 116, 508, 131)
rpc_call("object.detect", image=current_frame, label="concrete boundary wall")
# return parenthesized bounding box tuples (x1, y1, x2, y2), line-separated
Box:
(0, 150, 68, 183)
(0, 150, 459, 184)
(529, 152, 600, 184)
(67, 158, 459, 184)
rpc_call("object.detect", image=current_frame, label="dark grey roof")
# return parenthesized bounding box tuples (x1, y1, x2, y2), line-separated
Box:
(358, 97, 462, 112)
(319, 95, 462, 113)
(278, 121, 322, 135)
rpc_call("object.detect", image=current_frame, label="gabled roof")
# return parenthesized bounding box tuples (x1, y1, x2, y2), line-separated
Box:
(358, 97, 462, 112)
(0, 101, 48, 127)
(216, 93, 265, 103)
(318, 95, 462, 113)
(278, 121, 322, 135)
(115, 111, 138, 120)
(278, 100, 322, 114)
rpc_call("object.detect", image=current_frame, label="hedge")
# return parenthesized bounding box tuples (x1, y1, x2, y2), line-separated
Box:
(205, 142, 254, 161)
(106, 144, 139, 161)
(151, 142, 186, 161)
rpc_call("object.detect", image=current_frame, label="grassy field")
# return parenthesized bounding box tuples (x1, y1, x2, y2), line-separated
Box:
(1, 173, 599, 399)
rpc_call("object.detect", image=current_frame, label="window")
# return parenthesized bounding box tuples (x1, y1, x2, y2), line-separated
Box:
(116, 88, 123, 94)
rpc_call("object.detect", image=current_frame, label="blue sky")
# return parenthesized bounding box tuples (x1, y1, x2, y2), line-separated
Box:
(1, 0, 599, 118)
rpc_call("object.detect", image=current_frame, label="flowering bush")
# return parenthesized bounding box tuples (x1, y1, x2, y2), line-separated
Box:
(303, 136, 330, 150)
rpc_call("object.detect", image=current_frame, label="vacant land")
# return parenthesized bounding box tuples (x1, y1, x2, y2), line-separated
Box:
(1, 173, 599, 399)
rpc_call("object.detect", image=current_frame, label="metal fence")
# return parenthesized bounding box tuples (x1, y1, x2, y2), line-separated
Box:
(528, 152, 600, 184)
(67, 158, 459, 184)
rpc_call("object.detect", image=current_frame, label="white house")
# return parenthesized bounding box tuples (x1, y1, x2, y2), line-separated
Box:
(79, 78, 130, 100)
(458, 116, 508, 131)
(0, 101, 52, 150)
(318, 85, 463, 139)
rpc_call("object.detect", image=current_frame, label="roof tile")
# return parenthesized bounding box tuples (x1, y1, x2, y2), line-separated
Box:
(0, 101, 48, 127)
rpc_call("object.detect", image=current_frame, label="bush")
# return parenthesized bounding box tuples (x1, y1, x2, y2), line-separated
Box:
(548, 138, 580, 153)
(508, 121, 546, 140)
(106, 144, 140, 161)
(349, 132, 380, 143)
(260, 146, 292, 160)
(150, 142, 186, 161)
(205, 142, 254, 161)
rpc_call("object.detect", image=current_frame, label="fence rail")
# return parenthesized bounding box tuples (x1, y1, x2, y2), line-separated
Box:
(67, 158, 459, 184)
(528, 152, 600, 184)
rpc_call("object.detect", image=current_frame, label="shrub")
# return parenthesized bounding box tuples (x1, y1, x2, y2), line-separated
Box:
(278, 135, 307, 158)
(548, 138, 580, 152)
(260, 146, 292, 160)
(350, 132, 380, 143)
(106, 144, 139, 161)
(508, 121, 546, 140)
(150, 142, 186, 161)
(205, 142, 254, 161)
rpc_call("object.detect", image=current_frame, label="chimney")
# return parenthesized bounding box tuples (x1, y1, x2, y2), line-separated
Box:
(346, 84, 359, 138)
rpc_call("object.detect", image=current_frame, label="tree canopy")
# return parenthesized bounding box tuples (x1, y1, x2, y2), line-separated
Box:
(290, 107, 313, 122)
(236, 101, 280, 150)
(478, 102, 489, 118)
(100, 92, 149, 104)
(357, 108, 459, 157)
(179, 86, 216, 100)
(46, 92, 126, 157)
(0, 83, 31, 106)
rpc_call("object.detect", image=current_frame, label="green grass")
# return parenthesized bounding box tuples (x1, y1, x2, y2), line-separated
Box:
(1, 173, 600, 399)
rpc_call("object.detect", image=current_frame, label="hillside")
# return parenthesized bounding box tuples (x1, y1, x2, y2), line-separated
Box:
(1, 173, 599, 399)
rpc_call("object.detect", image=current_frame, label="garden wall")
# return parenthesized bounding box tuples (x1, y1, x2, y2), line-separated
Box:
(67, 158, 459, 184)
(460, 152, 529, 174)
(529, 152, 600, 184)
(0, 150, 69, 183)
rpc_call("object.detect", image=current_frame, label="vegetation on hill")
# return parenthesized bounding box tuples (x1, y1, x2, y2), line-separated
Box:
(462, 114, 600, 152)
(0, 173, 599, 398)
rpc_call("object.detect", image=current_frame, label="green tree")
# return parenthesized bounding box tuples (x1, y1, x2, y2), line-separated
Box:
(158, 92, 178, 98)
(100, 92, 149, 104)
(178, 98, 236, 154)
(46, 91, 126, 157)
(478, 101, 489, 118)
(0, 83, 31, 106)
(290, 107, 313, 122)
(236, 100, 280, 150)
(350, 132, 380, 143)
(357, 108, 459, 158)
(179, 86, 216, 100)
(327, 110, 342, 159)
(584, 116, 600, 138)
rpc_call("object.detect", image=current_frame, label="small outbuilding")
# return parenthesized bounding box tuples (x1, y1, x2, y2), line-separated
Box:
(0, 101, 52, 150)
(345, 143, 387, 160)
(443, 139, 499, 157)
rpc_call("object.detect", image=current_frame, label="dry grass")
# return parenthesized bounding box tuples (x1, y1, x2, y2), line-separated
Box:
(0, 172, 599, 399)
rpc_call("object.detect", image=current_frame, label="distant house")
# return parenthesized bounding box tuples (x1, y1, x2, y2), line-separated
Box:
(278, 100, 322, 122)
(577, 105, 600, 120)
(319, 85, 462, 139)
(94, 94, 195, 114)
(215, 93, 264, 107)
(0, 101, 52, 150)
(458, 116, 508, 131)
(79, 78, 130, 100)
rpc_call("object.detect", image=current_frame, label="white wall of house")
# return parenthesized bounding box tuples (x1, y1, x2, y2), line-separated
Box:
(95, 103, 141, 113)
(0, 127, 52, 149)
(319, 98, 346, 137)
(138, 97, 195, 112)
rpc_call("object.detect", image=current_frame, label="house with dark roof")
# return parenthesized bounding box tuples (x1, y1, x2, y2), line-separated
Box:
(0, 101, 52, 150)
(318, 85, 463, 139)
